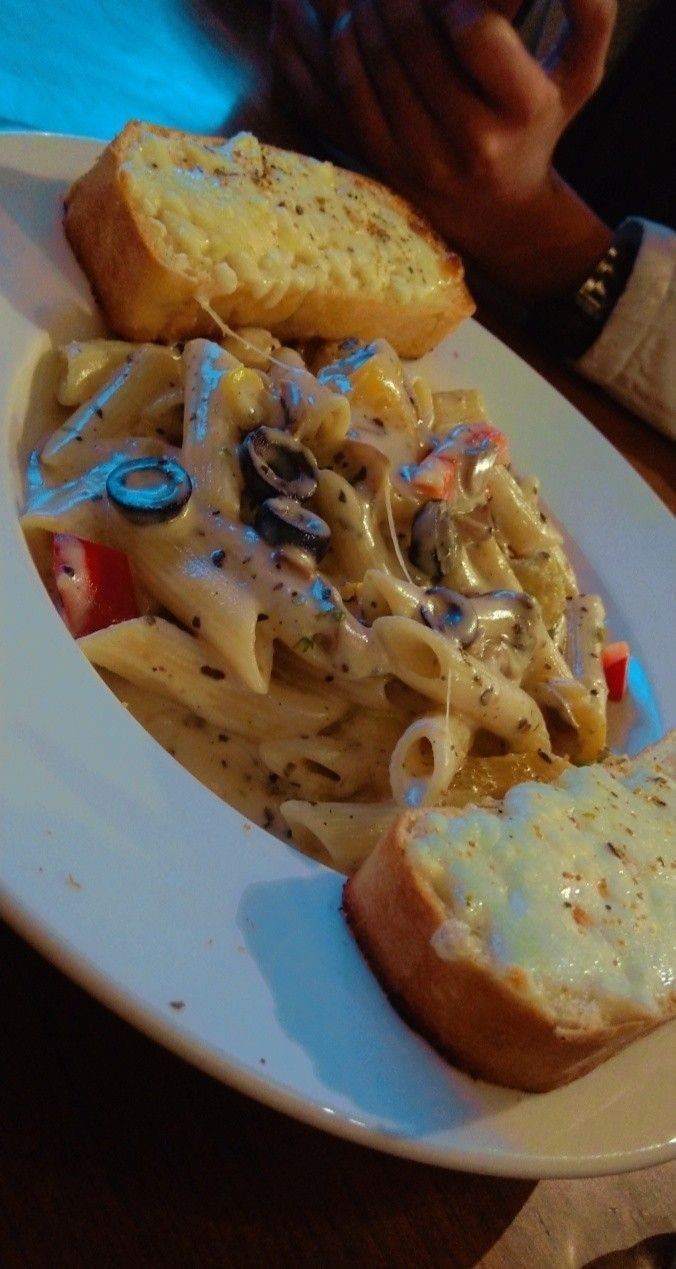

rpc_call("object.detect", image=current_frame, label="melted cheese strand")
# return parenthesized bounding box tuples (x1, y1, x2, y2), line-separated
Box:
(383, 476, 414, 585)
(197, 296, 301, 376)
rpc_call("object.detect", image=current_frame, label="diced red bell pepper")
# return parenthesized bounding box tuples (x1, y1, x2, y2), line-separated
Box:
(52, 534, 139, 638)
(409, 422, 509, 499)
(450, 423, 510, 465)
(410, 452, 459, 499)
(602, 641, 630, 702)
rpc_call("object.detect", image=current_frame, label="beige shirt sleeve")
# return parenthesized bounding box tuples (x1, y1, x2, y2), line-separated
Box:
(575, 220, 676, 440)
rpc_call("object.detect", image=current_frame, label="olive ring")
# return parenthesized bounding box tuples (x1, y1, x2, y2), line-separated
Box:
(106, 457, 193, 525)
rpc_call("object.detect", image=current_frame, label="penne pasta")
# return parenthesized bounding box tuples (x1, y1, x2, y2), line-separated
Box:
(42, 344, 181, 475)
(21, 437, 174, 540)
(280, 800, 397, 872)
(431, 388, 488, 432)
(80, 616, 349, 739)
(313, 469, 392, 582)
(374, 615, 551, 753)
(57, 338, 138, 406)
(181, 339, 247, 518)
(486, 464, 563, 556)
(24, 325, 613, 870)
(101, 671, 293, 838)
(389, 713, 472, 808)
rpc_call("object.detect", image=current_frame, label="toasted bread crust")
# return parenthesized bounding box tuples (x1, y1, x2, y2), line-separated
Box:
(343, 734, 675, 1092)
(65, 126, 199, 342)
(343, 824, 652, 1092)
(64, 122, 474, 355)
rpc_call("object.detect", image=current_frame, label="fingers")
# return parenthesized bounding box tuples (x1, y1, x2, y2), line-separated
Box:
(275, 0, 332, 81)
(552, 0, 617, 109)
(330, 9, 404, 179)
(434, 0, 556, 120)
(334, 0, 500, 188)
(272, 12, 335, 121)
(353, 0, 460, 181)
(311, 0, 343, 21)
(368, 0, 493, 141)
(272, 1, 356, 151)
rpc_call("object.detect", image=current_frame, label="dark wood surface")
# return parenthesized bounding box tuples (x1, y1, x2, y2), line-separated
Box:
(1, 3, 674, 1265)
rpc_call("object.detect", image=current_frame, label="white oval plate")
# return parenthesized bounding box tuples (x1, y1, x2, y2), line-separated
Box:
(1, 133, 674, 1179)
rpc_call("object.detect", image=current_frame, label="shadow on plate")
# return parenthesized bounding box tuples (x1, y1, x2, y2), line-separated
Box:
(238, 871, 520, 1141)
(0, 163, 91, 324)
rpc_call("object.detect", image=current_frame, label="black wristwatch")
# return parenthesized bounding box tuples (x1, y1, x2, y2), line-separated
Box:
(526, 217, 645, 361)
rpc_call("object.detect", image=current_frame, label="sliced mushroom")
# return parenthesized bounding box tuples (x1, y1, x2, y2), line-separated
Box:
(409, 501, 460, 581)
(419, 587, 479, 647)
(255, 496, 331, 561)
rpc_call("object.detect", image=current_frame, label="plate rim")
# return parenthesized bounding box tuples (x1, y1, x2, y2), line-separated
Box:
(1, 129, 674, 1180)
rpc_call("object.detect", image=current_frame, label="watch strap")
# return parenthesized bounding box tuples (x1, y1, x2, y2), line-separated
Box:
(525, 218, 645, 361)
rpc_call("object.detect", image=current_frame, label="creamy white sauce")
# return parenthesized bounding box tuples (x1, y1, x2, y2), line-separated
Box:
(22, 328, 616, 860)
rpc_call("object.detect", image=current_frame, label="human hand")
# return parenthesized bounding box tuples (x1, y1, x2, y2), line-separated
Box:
(271, 0, 523, 155)
(270, 0, 355, 155)
(329, 0, 616, 296)
(271, 0, 616, 297)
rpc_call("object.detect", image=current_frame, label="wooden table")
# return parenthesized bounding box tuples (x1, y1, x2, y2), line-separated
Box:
(1, 3, 674, 1265)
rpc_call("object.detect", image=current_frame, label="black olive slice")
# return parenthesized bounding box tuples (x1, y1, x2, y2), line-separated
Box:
(106, 457, 192, 524)
(255, 496, 331, 561)
(419, 587, 479, 646)
(409, 501, 459, 581)
(239, 426, 319, 504)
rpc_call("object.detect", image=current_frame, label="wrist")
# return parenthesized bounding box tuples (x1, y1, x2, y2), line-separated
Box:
(453, 172, 614, 302)
(522, 218, 645, 361)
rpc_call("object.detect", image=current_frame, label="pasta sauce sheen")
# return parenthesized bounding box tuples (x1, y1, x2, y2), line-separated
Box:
(22, 327, 609, 872)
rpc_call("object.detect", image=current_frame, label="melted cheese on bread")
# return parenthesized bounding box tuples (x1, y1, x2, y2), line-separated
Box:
(125, 130, 450, 306)
(411, 761, 675, 1020)
(64, 122, 474, 352)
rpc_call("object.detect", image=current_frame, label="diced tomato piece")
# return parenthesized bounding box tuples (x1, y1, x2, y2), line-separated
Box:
(602, 641, 630, 701)
(52, 534, 139, 637)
